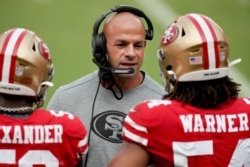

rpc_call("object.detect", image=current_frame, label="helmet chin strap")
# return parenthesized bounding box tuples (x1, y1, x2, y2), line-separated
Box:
(161, 70, 176, 93)
(165, 70, 176, 93)
(229, 58, 241, 67)
(36, 81, 54, 108)
(41, 81, 54, 87)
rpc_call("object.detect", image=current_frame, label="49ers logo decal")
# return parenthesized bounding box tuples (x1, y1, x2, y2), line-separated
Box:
(160, 25, 179, 45)
(39, 41, 52, 61)
(91, 110, 126, 143)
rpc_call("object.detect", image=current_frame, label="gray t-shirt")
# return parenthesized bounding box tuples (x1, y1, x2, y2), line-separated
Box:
(47, 70, 165, 167)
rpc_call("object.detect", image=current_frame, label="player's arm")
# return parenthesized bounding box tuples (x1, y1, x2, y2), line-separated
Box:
(108, 141, 150, 167)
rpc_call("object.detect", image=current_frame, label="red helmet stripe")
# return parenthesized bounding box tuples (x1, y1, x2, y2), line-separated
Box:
(9, 29, 28, 82)
(187, 14, 220, 69)
(0, 28, 27, 83)
(0, 29, 15, 81)
(187, 15, 209, 69)
(201, 15, 220, 68)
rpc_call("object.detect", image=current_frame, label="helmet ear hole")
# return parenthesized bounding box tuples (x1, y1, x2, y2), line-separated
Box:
(32, 44, 36, 52)
(181, 28, 186, 37)
(166, 65, 172, 71)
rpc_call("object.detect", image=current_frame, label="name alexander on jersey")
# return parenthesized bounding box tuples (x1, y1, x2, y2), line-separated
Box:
(0, 124, 63, 144)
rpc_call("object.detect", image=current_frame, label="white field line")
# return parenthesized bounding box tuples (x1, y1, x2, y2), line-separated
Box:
(238, 0, 250, 7)
(135, 0, 250, 97)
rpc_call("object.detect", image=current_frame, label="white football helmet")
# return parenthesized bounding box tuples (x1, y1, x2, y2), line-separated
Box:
(0, 28, 54, 107)
(157, 13, 233, 93)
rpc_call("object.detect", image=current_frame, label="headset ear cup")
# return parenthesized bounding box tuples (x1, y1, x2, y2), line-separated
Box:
(92, 33, 107, 64)
(146, 29, 154, 40)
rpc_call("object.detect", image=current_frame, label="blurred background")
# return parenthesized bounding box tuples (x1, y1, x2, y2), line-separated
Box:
(1, 0, 249, 108)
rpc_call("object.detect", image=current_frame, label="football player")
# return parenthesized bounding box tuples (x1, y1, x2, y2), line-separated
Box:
(108, 13, 248, 167)
(0, 28, 88, 166)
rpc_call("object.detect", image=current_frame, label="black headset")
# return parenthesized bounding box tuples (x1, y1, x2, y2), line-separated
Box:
(91, 4, 154, 66)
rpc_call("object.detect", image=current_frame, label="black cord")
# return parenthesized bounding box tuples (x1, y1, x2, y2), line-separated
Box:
(84, 72, 124, 166)
(110, 82, 123, 100)
(83, 76, 101, 167)
(99, 69, 124, 100)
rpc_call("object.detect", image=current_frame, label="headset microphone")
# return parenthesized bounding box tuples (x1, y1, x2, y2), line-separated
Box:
(111, 68, 134, 74)
(92, 58, 134, 74)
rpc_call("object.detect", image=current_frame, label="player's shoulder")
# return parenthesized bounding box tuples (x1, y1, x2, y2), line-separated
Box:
(126, 99, 173, 126)
(132, 99, 173, 116)
(238, 97, 250, 102)
(235, 97, 250, 106)
(136, 99, 172, 108)
(36, 109, 83, 126)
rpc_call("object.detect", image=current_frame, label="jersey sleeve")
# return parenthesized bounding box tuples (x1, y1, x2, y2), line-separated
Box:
(48, 110, 89, 155)
(123, 100, 170, 147)
(67, 115, 89, 155)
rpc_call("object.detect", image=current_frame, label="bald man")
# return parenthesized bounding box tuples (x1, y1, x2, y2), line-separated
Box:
(47, 5, 165, 167)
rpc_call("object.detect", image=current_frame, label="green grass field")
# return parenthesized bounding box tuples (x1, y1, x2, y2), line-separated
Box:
(1, 0, 249, 108)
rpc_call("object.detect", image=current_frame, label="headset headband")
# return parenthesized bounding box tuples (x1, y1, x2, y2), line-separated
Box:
(92, 4, 154, 40)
